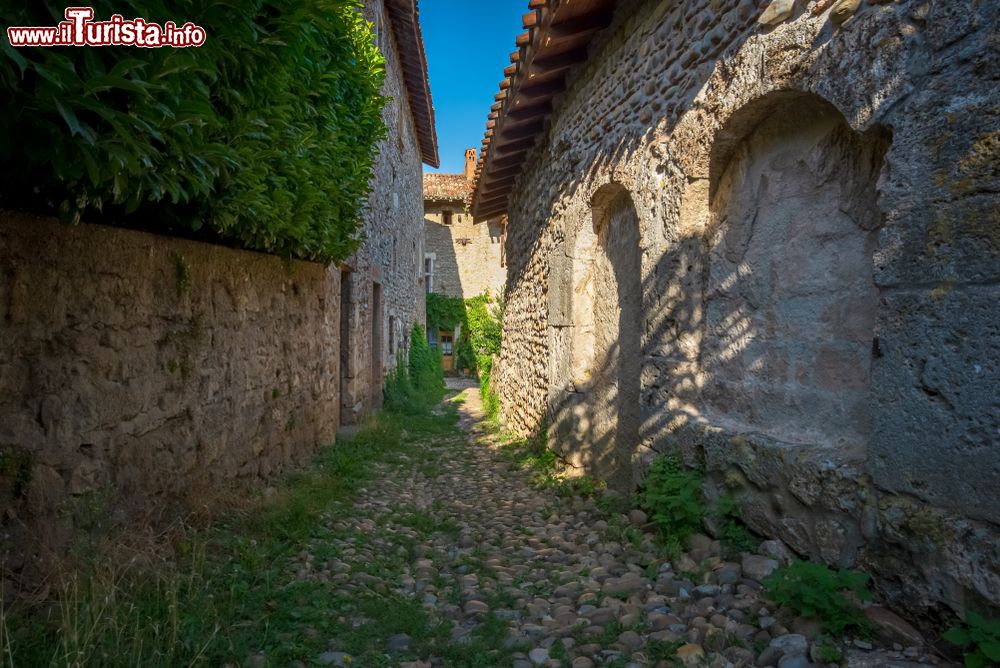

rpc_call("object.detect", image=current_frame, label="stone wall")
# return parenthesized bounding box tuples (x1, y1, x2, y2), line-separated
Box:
(340, 0, 428, 424)
(0, 211, 341, 565)
(495, 0, 1000, 618)
(424, 204, 506, 299)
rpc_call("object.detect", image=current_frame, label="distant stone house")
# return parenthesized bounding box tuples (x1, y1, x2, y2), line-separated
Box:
(423, 149, 507, 370)
(340, 0, 440, 423)
(423, 149, 507, 300)
(471, 0, 1000, 617)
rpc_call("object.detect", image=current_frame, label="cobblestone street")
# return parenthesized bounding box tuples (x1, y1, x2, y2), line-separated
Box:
(297, 389, 940, 668)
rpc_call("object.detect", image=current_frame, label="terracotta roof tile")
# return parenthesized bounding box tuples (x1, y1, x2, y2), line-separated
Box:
(469, 0, 616, 219)
(424, 173, 472, 202)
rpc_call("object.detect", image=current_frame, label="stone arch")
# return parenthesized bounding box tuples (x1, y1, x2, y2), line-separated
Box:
(698, 90, 891, 449)
(548, 182, 642, 488)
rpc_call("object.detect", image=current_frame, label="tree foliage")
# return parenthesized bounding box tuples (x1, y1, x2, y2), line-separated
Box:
(0, 1, 386, 262)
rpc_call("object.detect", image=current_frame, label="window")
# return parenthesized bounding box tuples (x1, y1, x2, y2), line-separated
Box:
(440, 332, 454, 356)
(428, 328, 439, 350)
(424, 254, 435, 293)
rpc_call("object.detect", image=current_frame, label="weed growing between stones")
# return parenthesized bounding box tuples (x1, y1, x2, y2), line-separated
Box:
(635, 455, 761, 560)
(494, 425, 607, 499)
(943, 612, 1000, 668)
(714, 494, 759, 557)
(638, 455, 705, 543)
(814, 634, 846, 664)
(170, 252, 192, 298)
(763, 560, 873, 636)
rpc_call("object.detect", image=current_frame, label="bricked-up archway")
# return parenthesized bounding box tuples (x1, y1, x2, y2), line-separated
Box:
(700, 92, 891, 450)
(548, 183, 641, 488)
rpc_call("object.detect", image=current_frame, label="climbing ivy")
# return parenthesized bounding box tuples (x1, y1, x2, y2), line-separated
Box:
(426, 294, 467, 333)
(425, 292, 503, 379)
(465, 292, 503, 378)
(0, 1, 386, 262)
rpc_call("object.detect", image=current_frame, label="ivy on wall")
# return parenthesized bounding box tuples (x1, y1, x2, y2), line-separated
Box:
(0, 1, 386, 263)
(426, 293, 467, 333)
(425, 292, 503, 379)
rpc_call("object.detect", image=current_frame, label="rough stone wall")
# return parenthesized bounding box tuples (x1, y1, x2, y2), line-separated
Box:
(495, 0, 1000, 617)
(424, 204, 506, 298)
(0, 212, 340, 564)
(340, 0, 428, 424)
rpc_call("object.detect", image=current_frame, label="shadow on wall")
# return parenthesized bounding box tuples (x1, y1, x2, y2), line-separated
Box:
(424, 215, 464, 299)
(496, 0, 1000, 617)
(548, 184, 642, 489)
(541, 90, 889, 491)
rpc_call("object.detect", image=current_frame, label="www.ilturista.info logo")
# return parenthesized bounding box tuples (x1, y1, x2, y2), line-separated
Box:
(7, 7, 206, 48)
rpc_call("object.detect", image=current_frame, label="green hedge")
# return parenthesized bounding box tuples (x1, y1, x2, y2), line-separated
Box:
(0, 1, 386, 262)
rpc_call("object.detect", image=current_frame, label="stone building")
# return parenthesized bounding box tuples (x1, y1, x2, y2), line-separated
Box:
(341, 0, 441, 423)
(0, 0, 437, 568)
(423, 149, 507, 370)
(473, 0, 1000, 618)
(423, 149, 508, 301)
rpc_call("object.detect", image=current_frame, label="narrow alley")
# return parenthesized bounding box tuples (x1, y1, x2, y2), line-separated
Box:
(1, 1, 997, 666)
(261, 388, 939, 668)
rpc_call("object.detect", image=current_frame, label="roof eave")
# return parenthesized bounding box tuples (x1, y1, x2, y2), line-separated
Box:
(469, 0, 616, 220)
(385, 0, 440, 168)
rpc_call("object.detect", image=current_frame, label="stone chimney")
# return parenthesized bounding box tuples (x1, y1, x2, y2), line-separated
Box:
(464, 148, 477, 182)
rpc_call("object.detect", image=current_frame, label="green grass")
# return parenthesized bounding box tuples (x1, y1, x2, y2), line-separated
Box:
(1, 399, 524, 668)
(493, 425, 607, 499)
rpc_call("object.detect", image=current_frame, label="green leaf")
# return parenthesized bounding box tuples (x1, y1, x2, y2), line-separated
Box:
(1, 42, 30, 76)
(944, 628, 971, 647)
(82, 75, 150, 95)
(53, 99, 83, 137)
(979, 642, 1000, 662)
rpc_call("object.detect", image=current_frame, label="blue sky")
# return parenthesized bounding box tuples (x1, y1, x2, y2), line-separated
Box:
(420, 0, 527, 174)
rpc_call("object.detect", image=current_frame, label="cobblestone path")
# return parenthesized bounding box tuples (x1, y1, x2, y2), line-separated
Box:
(297, 389, 942, 668)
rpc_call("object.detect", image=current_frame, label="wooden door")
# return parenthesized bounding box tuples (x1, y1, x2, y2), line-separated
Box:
(440, 330, 454, 372)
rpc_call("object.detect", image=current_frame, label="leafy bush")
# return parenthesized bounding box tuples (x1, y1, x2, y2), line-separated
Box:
(638, 455, 705, 542)
(763, 561, 873, 636)
(382, 325, 444, 414)
(407, 323, 445, 399)
(943, 612, 1000, 668)
(0, 1, 386, 262)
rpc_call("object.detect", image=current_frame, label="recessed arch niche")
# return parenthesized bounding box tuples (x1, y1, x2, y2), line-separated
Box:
(699, 91, 891, 449)
(548, 183, 642, 487)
